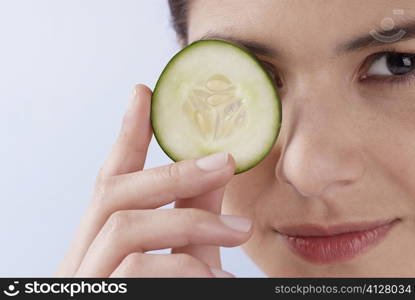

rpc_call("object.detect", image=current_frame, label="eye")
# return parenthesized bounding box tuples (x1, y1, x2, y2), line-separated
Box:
(366, 52, 415, 76)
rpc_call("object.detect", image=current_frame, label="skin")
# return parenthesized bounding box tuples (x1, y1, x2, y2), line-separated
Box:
(56, 0, 415, 277)
(55, 85, 248, 277)
(187, 0, 415, 276)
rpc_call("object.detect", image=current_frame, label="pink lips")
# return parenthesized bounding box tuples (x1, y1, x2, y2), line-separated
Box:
(277, 219, 399, 264)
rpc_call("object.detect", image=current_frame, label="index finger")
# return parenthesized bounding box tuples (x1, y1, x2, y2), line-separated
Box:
(100, 84, 153, 178)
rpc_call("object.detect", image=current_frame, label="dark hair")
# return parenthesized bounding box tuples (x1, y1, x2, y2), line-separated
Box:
(168, 0, 189, 46)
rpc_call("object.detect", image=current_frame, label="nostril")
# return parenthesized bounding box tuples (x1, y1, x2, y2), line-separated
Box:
(276, 141, 365, 199)
(320, 179, 355, 197)
(273, 104, 366, 199)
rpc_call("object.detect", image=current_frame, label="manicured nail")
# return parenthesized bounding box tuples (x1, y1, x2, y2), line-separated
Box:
(220, 215, 252, 232)
(195, 152, 229, 172)
(209, 267, 234, 278)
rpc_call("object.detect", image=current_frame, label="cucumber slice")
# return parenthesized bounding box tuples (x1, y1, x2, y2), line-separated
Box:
(151, 39, 281, 174)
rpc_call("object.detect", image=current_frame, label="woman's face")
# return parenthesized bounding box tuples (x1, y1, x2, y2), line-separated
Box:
(187, 0, 415, 276)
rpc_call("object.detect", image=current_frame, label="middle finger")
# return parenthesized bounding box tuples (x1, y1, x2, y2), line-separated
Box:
(75, 208, 252, 277)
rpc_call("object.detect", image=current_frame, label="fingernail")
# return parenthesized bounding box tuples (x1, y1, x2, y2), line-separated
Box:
(220, 215, 252, 232)
(128, 86, 138, 106)
(123, 86, 139, 124)
(195, 152, 229, 172)
(209, 267, 235, 278)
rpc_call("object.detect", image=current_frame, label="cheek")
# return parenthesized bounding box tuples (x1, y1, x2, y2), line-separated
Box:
(353, 88, 415, 195)
(375, 136, 415, 196)
(361, 103, 415, 198)
(222, 144, 282, 216)
(223, 175, 258, 217)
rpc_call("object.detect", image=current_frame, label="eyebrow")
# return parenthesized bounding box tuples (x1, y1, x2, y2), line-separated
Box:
(196, 19, 415, 59)
(336, 19, 415, 54)
(198, 31, 279, 59)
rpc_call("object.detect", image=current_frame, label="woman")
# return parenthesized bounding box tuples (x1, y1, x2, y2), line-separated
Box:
(55, 0, 415, 277)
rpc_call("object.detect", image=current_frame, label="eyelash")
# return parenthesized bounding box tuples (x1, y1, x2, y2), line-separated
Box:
(259, 48, 415, 89)
(359, 48, 415, 88)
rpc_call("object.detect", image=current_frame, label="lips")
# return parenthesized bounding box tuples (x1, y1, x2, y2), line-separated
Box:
(277, 219, 399, 264)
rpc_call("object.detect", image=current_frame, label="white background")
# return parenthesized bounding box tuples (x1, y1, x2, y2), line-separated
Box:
(0, 0, 264, 277)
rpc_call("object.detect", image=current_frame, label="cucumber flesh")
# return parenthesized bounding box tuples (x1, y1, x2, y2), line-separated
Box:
(151, 39, 281, 174)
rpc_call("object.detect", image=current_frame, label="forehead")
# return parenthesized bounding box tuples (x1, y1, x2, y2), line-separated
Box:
(188, 0, 415, 51)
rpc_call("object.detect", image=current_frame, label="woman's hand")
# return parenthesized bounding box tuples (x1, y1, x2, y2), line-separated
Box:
(55, 84, 253, 278)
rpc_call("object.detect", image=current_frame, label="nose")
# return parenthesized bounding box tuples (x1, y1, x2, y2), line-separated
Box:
(276, 90, 365, 198)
